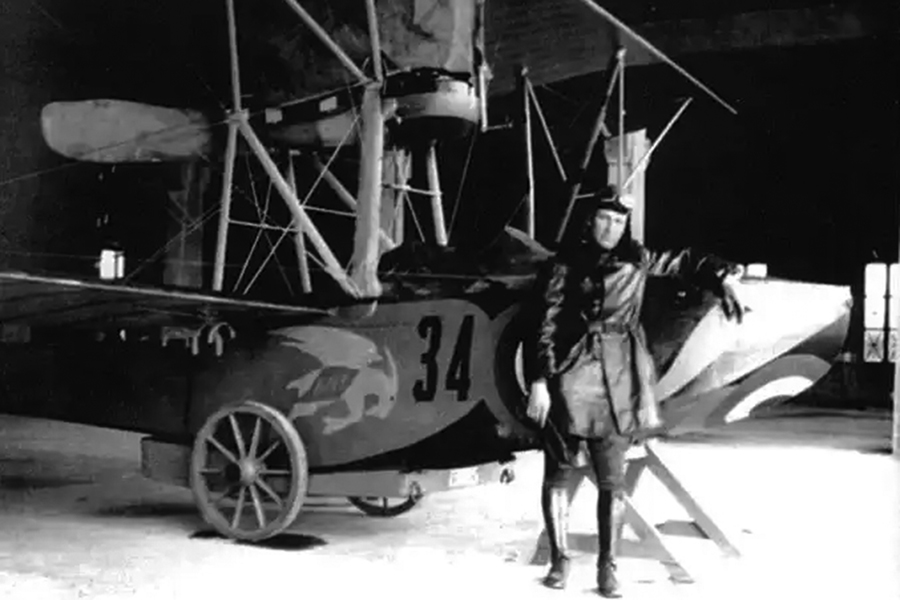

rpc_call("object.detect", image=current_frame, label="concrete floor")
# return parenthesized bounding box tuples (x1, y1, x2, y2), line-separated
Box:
(1, 410, 898, 600)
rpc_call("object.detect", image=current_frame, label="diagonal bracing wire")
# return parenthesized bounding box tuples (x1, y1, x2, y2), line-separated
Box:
(123, 199, 223, 284)
(447, 128, 479, 241)
(236, 111, 361, 296)
(231, 153, 295, 296)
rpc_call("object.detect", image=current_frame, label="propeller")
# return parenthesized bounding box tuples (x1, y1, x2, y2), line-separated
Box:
(41, 99, 214, 163)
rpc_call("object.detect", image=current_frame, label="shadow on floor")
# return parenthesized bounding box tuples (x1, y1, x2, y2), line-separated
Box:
(190, 529, 328, 551)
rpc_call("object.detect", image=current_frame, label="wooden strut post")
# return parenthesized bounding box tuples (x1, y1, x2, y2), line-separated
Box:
(426, 143, 449, 246)
(364, 0, 383, 82)
(349, 84, 386, 297)
(348, 0, 387, 299)
(520, 67, 536, 238)
(530, 440, 741, 584)
(285, 151, 312, 294)
(213, 0, 243, 292)
(475, 0, 489, 132)
(617, 47, 625, 196)
(213, 122, 238, 292)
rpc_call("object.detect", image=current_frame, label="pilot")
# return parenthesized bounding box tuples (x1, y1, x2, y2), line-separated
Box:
(525, 187, 744, 597)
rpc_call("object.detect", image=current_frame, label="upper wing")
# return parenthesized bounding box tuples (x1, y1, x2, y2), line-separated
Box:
(485, 0, 880, 97)
(0, 271, 331, 330)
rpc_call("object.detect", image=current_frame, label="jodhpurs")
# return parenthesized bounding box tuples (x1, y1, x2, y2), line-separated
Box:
(543, 435, 630, 493)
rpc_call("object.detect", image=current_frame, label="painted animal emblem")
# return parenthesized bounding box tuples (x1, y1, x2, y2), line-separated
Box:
(279, 326, 398, 435)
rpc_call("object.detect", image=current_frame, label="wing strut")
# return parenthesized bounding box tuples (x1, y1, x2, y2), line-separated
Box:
(554, 49, 624, 244)
(574, 0, 737, 115)
(213, 0, 362, 298)
(212, 0, 241, 292)
(621, 97, 693, 192)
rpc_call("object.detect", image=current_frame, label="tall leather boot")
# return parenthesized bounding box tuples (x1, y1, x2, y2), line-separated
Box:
(541, 485, 571, 589)
(596, 489, 623, 598)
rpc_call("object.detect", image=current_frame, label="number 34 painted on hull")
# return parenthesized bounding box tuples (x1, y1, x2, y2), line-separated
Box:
(413, 313, 475, 404)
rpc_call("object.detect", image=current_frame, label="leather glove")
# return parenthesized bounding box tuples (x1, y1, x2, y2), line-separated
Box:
(719, 280, 745, 323)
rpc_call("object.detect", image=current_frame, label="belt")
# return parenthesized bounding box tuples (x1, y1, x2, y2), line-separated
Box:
(587, 321, 631, 335)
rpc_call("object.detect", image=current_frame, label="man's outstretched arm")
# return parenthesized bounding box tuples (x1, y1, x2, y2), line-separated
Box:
(643, 247, 746, 322)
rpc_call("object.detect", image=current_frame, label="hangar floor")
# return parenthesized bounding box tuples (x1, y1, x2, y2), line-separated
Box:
(1, 408, 898, 600)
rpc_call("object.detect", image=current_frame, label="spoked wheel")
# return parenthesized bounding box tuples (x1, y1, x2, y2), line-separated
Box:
(191, 401, 308, 541)
(347, 495, 422, 518)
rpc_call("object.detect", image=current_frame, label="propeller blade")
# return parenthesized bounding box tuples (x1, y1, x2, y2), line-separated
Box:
(41, 100, 213, 163)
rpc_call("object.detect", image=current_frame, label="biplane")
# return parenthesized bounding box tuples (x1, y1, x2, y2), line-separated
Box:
(0, 0, 850, 542)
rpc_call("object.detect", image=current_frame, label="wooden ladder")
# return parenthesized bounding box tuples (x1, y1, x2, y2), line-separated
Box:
(530, 440, 741, 583)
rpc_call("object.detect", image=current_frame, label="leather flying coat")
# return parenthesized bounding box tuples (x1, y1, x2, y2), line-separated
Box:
(532, 240, 738, 439)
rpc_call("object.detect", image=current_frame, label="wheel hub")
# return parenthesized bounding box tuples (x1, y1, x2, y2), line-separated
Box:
(238, 459, 260, 485)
